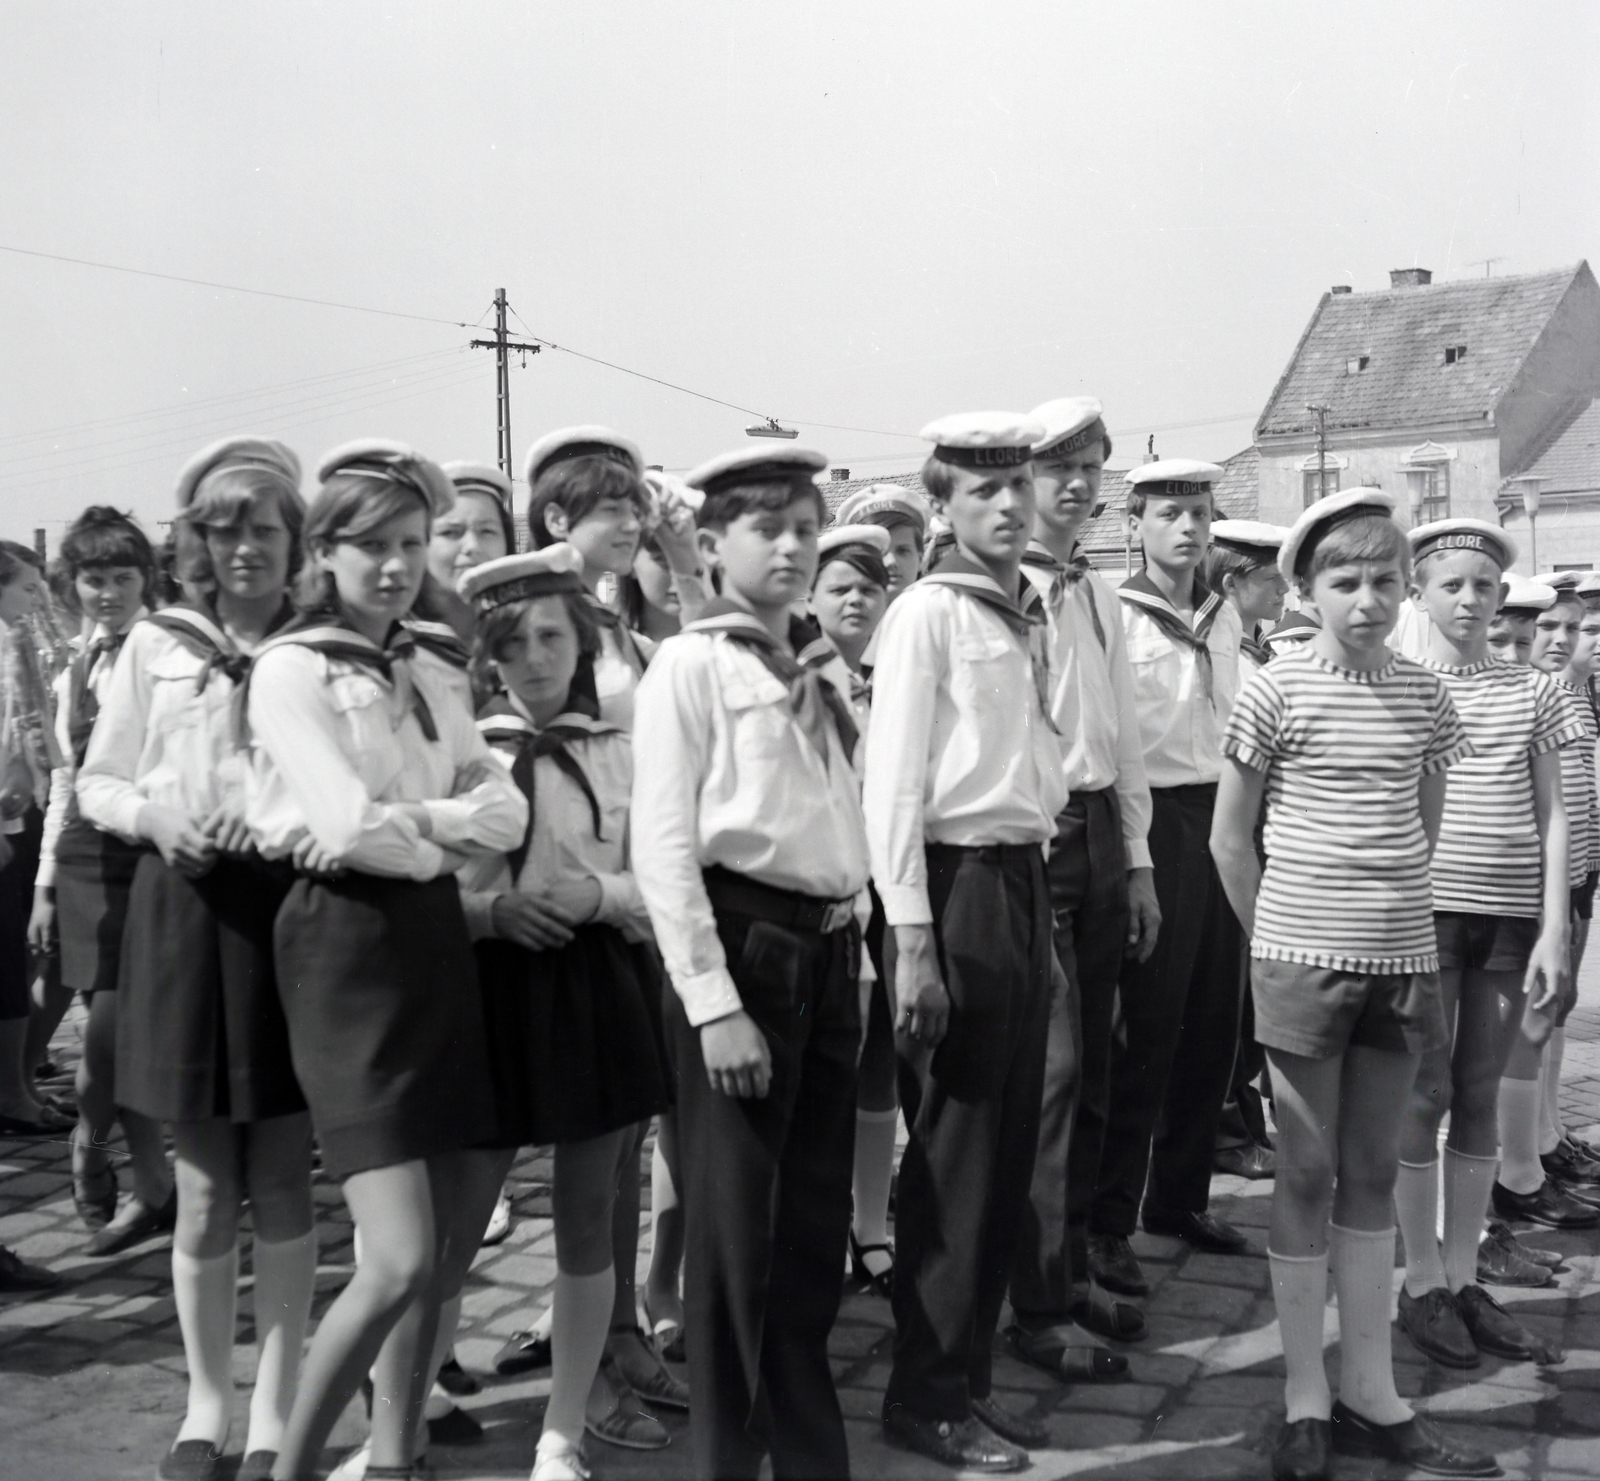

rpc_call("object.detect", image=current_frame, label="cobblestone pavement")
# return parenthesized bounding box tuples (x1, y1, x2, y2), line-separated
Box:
(9, 994, 1600, 1478)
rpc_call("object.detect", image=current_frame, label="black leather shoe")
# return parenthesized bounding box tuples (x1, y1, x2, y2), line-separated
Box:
(1477, 1223, 1556, 1287)
(428, 1403, 485, 1445)
(1329, 1401, 1500, 1477)
(1271, 1417, 1330, 1481)
(1086, 1233, 1148, 1295)
(1070, 1282, 1147, 1341)
(1485, 1218, 1564, 1268)
(492, 1326, 551, 1375)
(157, 1440, 222, 1481)
(85, 1189, 177, 1257)
(436, 1352, 480, 1396)
(1542, 1140, 1600, 1187)
(1397, 1286, 1478, 1368)
(236, 1452, 276, 1481)
(0, 1244, 60, 1292)
(883, 1407, 1027, 1473)
(1142, 1207, 1252, 1253)
(1213, 1142, 1277, 1179)
(1455, 1284, 1562, 1364)
(971, 1394, 1049, 1449)
(1492, 1178, 1600, 1230)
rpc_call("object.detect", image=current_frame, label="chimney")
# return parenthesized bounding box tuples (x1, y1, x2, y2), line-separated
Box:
(1389, 268, 1433, 289)
(830, 468, 851, 482)
(1331, 284, 1352, 295)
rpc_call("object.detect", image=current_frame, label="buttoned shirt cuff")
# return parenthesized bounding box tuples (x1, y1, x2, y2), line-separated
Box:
(421, 797, 479, 848)
(592, 872, 635, 929)
(460, 889, 500, 941)
(673, 967, 746, 1028)
(1125, 839, 1153, 871)
(878, 882, 933, 927)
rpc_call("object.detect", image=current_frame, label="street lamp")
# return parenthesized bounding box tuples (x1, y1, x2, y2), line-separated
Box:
(1509, 476, 1542, 573)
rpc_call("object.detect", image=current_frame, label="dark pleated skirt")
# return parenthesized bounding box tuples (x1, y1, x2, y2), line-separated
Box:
(0, 808, 42, 1020)
(115, 851, 304, 1124)
(476, 924, 672, 1148)
(54, 817, 145, 995)
(273, 872, 495, 1180)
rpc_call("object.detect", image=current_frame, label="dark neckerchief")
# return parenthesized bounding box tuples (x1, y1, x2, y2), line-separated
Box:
(146, 598, 295, 693)
(401, 616, 472, 672)
(1117, 569, 1225, 703)
(1240, 628, 1271, 669)
(67, 624, 134, 766)
(1021, 540, 1106, 651)
(684, 599, 858, 765)
(921, 550, 1055, 725)
(477, 692, 619, 881)
(251, 614, 439, 741)
(585, 592, 651, 678)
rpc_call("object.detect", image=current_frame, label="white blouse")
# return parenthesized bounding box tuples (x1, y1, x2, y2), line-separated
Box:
(246, 642, 526, 881)
(458, 703, 650, 942)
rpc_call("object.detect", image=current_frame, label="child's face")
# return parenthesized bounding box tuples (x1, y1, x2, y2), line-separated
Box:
(881, 522, 922, 601)
(75, 565, 146, 631)
(204, 491, 294, 603)
(1487, 611, 1534, 664)
(1306, 558, 1405, 654)
(1227, 565, 1289, 625)
(701, 493, 821, 612)
(316, 507, 429, 627)
(1571, 609, 1600, 677)
(0, 564, 44, 624)
(1415, 549, 1502, 648)
(631, 545, 679, 617)
(1033, 451, 1104, 549)
(429, 491, 507, 587)
(812, 559, 887, 651)
(1531, 598, 1582, 673)
(1135, 494, 1212, 575)
(495, 596, 581, 718)
(549, 493, 645, 580)
(936, 465, 1036, 568)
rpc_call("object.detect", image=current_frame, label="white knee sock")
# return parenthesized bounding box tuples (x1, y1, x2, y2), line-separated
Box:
(1269, 1250, 1331, 1423)
(1497, 1077, 1545, 1195)
(1540, 1031, 1567, 1155)
(1329, 1225, 1411, 1427)
(1393, 1160, 1446, 1298)
(851, 1108, 898, 1251)
(545, 1268, 614, 1447)
(172, 1245, 239, 1447)
(244, 1231, 316, 1456)
(424, 1293, 463, 1421)
(1441, 1148, 1498, 1293)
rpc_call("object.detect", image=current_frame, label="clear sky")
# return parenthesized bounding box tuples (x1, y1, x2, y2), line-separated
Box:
(1, 0, 1595, 537)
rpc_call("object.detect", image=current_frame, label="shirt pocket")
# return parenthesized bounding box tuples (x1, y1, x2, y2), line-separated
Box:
(724, 674, 795, 765)
(147, 651, 209, 737)
(326, 673, 395, 761)
(952, 629, 1018, 705)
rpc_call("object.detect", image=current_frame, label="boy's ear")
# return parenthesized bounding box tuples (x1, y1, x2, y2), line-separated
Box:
(543, 504, 570, 541)
(696, 526, 723, 571)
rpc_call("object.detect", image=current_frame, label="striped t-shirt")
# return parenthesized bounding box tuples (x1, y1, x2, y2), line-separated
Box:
(1223, 647, 1471, 973)
(1423, 661, 1580, 917)
(1553, 677, 1600, 885)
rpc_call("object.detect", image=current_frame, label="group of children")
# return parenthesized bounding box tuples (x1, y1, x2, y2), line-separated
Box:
(1, 394, 1597, 1481)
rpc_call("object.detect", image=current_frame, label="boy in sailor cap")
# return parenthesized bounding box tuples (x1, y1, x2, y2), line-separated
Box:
(1004, 397, 1158, 1382)
(1083, 459, 1251, 1307)
(835, 484, 932, 602)
(631, 444, 869, 1481)
(865, 412, 1066, 1471)
(1489, 575, 1557, 666)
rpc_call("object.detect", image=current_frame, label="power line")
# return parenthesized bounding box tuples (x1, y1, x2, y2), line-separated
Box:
(0, 243, 472, 327)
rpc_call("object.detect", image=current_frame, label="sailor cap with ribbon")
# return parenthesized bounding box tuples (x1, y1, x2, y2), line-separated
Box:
(684, 445, 828, 497)
(316, 439, 456, 518)
(441, 461, 515, 517)
(176, 436, 302, 509)
(834, 483, 931, 538)
(524, 426, 644, 489)
(1278, 487, 1396, 582)
(920, 411, 1045, 469)
(1263, 611, 1321, 648)
(457, 545, 586, 610)
(1499, 572, 1559, 614)
(1211, 519, 1290, 565)
(1125, 458, 1223, 499)
(1030, 397, 1111, 462)
(1409, 518, 1517, 571)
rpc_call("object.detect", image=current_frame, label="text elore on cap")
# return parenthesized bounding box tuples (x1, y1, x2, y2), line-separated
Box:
(1124, 458, 1223, 497)
(920, 411, 1045, 468)
(835, 484, 932, 537)
(1408, 517, 1517, 572)
(457, 544, 586, 607)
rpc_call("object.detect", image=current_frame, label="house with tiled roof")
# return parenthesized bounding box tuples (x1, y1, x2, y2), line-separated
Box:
(1253, 263, 1600, 569)
(1498, 398, 1600, 568)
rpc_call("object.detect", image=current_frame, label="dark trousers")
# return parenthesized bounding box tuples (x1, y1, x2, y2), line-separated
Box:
(885, 843, 1053, 1422)
(1090, 784, 1245, 1236)
(668, 897, 861, 1481)
(1011, 789, 1130, 1325)
(1216, 971, 1271, 1149)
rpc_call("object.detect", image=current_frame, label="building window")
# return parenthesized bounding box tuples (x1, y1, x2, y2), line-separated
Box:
(1346, 355, 1370, 374)
(1302, 465, 1341, 506)
(1443, 344, 1467, 365)
(1411, 464, 1451, 521)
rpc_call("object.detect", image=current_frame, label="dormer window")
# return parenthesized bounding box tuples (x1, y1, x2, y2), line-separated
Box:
(1443, 344, 1467, 365)
(1346, 355, 1370, 374)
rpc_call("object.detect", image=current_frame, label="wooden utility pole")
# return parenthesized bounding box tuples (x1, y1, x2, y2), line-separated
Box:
(1306, 403, 1331, 505)
(470, 289, 542, 476)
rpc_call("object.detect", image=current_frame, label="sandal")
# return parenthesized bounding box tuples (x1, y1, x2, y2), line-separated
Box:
(849, 1230, 894, 1299)
(1070, 1279, 1147, 1342)
(1005, 1321, 1129, 1381)
(71, 1127, 117, 1231)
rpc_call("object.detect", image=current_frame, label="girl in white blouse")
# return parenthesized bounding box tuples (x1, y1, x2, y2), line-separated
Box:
(78, 437, 312, 1481)
(457, 546, 671, 1481)
(244, 441, 526, 1481)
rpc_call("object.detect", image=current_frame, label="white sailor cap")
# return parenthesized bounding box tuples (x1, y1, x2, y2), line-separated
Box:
(817, 524, 891, 561)
(457, 544, 586, 609)
(834, 484, 931, 538)
(441, 461, 515, 517)
(176, 436, 301, 509)
(920, 411, 1045, 470)
(1410, 518, 1516, 571)
(317, 439, 455, 518)
(1124, 458, 1223, 498)
(1030, 398, 1111, 462)
(1278, 487, 1396, 582)
(1575, 572, 1600, 599)
(523, 426, 644, 489)
(1533, 571, 1582, 593)
(1499, 573, 1558, 614)
(683, 445, 828, 497)
(1263, 611, 1321, 648)
(1211, 520, 1290, 563)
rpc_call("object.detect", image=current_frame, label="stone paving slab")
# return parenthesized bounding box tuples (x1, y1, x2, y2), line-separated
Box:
(11, 994, 1600, 1476)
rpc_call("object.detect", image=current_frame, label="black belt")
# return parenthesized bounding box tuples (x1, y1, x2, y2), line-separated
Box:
(703, 865, 857, 935)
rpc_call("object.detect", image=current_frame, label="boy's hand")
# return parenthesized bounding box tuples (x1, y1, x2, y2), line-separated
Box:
(1126, 867, 1161, 962)
(491, 893, 577, 951)
(894, 924, 949, 1048)
(700, 1009, 772, 1098)
(1523, 932, 1569, 1016)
